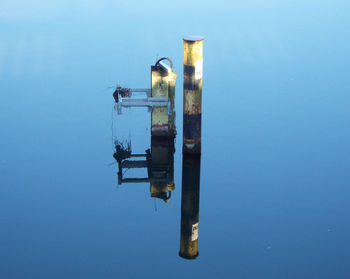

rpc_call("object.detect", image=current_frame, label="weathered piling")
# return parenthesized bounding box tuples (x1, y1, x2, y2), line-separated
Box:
(179, 154, 201, 259)
(183, 35, 204, 154)
(151, 58, 177, 137)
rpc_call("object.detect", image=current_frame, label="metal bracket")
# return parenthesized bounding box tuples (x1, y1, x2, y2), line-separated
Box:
(115, 96, 172, 115)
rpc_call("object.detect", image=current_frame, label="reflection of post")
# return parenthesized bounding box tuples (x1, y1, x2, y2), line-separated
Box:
(183, 36, 204, 154)
(179, 154, 201, 259)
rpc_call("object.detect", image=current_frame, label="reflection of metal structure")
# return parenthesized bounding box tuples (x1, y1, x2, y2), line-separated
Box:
(113, 137, 175, 203)
(114, 58, 177, 137)
(179, 154, 201, 259)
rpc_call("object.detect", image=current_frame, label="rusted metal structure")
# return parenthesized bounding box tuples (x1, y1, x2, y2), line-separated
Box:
(112, 57, 177, 202)
(151, 58, 177, 137)
(113, 58, 176, 138)
(179, 154, 201, 259)
(183, 35, 204, 154)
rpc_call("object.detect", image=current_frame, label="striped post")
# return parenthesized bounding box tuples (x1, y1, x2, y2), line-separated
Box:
(183, 35, 204, 154)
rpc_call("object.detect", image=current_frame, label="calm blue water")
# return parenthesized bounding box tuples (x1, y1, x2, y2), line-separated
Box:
(1, 1, 350, 278)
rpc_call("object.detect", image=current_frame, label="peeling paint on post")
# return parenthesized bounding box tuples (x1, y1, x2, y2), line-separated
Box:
(179, 154, 201, 259)
(183, 35, 204, 154)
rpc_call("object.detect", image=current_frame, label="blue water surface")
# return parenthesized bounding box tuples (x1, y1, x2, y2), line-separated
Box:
(1, 1, 350, 278)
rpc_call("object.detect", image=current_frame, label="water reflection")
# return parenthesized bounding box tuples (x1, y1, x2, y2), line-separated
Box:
(113, 131, 202, 259)
(113, 137, 175, 203)
(179, 154, 201, 259)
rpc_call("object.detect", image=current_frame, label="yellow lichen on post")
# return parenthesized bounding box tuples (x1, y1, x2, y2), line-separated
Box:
(183, 40, 203, 66)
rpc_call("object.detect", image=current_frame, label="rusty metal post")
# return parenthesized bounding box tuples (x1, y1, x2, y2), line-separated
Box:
(179, 154, 201, 260)
(183, 35, 204, 154)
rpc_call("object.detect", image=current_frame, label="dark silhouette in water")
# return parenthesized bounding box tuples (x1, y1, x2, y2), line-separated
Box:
(179, 154, 201, 259)
(113, 137, 175, 203)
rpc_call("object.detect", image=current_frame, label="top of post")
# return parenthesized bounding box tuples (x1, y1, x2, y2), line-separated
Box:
(183, 35, 204, 42)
